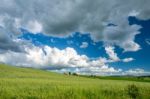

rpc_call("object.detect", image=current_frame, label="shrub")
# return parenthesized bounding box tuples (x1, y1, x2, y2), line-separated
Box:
(126, 84, 140, 99)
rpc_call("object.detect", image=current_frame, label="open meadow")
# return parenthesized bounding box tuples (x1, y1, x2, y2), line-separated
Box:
(0, 64, 150, 99)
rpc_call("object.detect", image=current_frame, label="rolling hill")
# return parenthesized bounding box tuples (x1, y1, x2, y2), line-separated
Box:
(0, 64, 150, 99)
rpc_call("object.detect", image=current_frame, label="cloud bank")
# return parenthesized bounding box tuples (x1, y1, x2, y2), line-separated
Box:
(0, 0, 150, 52)
(0, 41, 120, 74)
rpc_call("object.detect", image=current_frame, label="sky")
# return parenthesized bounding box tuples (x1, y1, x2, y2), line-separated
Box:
(0, 0, 150, 75)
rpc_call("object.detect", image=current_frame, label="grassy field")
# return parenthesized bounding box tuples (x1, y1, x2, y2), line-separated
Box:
(0, 64, 150, 99)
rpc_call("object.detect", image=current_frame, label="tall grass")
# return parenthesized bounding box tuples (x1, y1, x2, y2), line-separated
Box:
(0, 64, 150, 99)
(126, 84, 140, 99)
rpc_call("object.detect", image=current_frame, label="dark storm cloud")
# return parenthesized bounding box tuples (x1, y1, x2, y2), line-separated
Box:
(0, 27, 22, 52)
(0, 0, 150, 52)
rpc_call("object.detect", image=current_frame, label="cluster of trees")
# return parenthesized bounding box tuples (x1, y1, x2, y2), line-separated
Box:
(63, 72, 79, 76)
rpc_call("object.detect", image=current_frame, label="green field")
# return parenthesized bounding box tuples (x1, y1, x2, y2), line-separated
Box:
(0, 64, 150, 99)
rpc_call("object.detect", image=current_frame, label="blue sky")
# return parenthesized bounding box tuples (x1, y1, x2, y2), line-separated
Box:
(0, 0, 150, 75)
(19, 30, 105, 58)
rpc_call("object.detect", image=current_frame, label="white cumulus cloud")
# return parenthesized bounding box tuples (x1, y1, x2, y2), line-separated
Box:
(145, 39, 150, 45)
(80, 42, 88, 48)
(105, 46, 120, 62)
(122, 58, 134, 62)
(123, 68, 150, 76)
(105, 46, 135, 63)
(0, 40, 120, 74)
